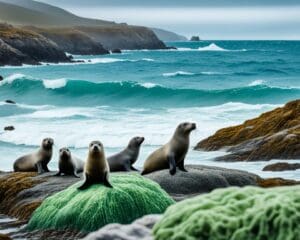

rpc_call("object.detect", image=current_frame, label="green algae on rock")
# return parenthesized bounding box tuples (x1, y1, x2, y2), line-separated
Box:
(27, 173, 174, 232)
(153, 185, 300, 240)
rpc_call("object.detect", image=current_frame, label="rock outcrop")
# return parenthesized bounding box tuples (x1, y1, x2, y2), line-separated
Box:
(145, 165, 259, 201)
(0, 166, 298, 239)
(83, 215, 161, 240)
(190, 36, 200, 41)
(153, 185, 300, 240)
(27, 27, 109, 55)
(195, 99, 300, 161)
(263, 162, 300, 171)
(77, 26, 166, 50)
(0, 24, 71, 66)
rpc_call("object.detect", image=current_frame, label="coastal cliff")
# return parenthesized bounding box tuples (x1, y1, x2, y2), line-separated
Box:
(0, 0, 168, 54)
(77, 26, 166, 50)
(27, 27, 109, 55)
(0, 24, 70, 66)
(195, 99, 300, 161)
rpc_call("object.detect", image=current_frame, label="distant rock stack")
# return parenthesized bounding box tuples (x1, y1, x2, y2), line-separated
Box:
(190, 36, 200, 41)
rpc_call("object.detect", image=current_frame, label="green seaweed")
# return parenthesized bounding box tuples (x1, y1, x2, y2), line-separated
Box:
(27, 173, 174, 232)
(153, 185, 300, 240)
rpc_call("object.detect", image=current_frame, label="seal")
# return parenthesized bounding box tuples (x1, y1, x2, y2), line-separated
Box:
(108, 136, 144, 172)
(142, 122, 196, 175)
(13, 138, 54, 174)
(78, 140, 112, 190)
(55, 148, 84, 178)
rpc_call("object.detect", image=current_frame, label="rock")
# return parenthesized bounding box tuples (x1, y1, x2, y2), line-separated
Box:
(153, 185, 300, 240)
(263, 162, 300, 171)
(111, 48, 122, 53)
(0, 38, 37, 66)
(0, 23, 71, 66)
(196, 99, 300, 161)
(0, 172, 80, 220)
(0, 234, 12, 240)
(0, 168, 298, 239)
(190, 36, 200, 41)
(27, 27, 110, 55)
(4, 126, 14, 131)
(83, 215, 161, 240)
(26, 173, 174, 232)
(4, 100, 15, 104)
(77, 26, 167, 50)
(166, 46, 177, 50)
(257, 177, 300, 187)
(145, 164, 259, 201)
(0, 75, 3, 81)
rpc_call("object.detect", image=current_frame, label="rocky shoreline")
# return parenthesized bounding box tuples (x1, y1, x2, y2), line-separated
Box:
(0, 165, 299, 239)
(195, 99, 300, 162)
(0, 23, 169, 67)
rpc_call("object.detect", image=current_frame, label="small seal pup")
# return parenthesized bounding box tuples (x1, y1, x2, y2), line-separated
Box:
(13, 138, 54, 174)
(78, 140, 112, 190)
(108, 136, 144, 172)
(55, 148, 84, 178)
(142, 122, 196, 175)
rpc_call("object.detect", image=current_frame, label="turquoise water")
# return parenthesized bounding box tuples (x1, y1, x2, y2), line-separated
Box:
(0, 41, 299, 179)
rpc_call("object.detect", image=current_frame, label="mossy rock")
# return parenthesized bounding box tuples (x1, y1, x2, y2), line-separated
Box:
(27, 173, 174, 232)
(153, 185, 300, 240)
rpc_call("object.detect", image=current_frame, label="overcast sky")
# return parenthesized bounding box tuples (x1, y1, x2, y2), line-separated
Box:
(38, 0, 300, 39)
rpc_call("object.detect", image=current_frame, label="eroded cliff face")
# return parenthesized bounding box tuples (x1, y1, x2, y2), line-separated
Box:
(77, 25, 167, 50)
(195, 99, 300, 161)
(28, 27, 109, 55)
(0, 24, 70, 66)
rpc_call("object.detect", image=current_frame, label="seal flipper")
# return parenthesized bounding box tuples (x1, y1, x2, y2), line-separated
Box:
(78, 174, 92, 190)
(44, 165, 50, 172)
(130, 166, 139, 171)
(103, 172, 113, 188)
(178, 160, 188, 172)
(73, 171, 80, 178)
(36, 162, 45, 174)
(168, 154, 176, 175)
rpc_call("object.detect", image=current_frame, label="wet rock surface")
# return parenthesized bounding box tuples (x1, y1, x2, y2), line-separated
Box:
(196, 100, 300, 161)
(145, 165, 259, 201)
(263, 162, 300, 171)
(83, 215, 160, 240)
(0, 166, 298, 239)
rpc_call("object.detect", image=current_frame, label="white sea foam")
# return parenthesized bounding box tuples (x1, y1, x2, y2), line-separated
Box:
(248, 79, 266, 86)
(198, 43, 246, 52)
(43, 78, 67, 89)
(198, 43, 228, 51)
(163, 71, 195, 77)
(0, 73, 26, 86)
(138, 82, 159, 88)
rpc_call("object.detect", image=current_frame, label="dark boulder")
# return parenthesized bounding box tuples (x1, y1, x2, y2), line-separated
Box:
(4, 126, 15, 131)
(190, 36, 200, 41)
(5, 100, 16, 104)
(111, 48, 122, 53)
(0, 75, 3, 81)
(263, 162, 300, 171)
(145, 164, 259, 201)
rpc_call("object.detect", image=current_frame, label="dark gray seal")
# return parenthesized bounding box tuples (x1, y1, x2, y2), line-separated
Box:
(78, 141, 112, 190)
(13, 138, 54, 174)
(142, 122, 196, 175)
(108, 136, 144, 172)
(55, 148, 84, 178)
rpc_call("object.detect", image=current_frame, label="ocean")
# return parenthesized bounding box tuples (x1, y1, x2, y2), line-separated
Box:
(0, 41, 299, 180)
